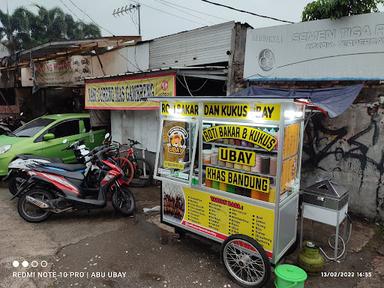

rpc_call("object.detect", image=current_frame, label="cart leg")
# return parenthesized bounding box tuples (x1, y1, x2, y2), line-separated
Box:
(334, 213, 340, 261)
(300, 204, 304, 248)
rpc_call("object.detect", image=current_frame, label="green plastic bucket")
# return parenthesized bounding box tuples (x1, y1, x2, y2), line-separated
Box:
(275, 264, 307, 288)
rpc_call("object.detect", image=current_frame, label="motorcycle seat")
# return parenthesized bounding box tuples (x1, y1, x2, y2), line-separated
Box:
(17, 154, 63, 163)
(35, 167, 84, 181)
(42, 163, 85, 172)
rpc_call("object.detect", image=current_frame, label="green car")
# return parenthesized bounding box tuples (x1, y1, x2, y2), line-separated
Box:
(0, 113, 105, 177)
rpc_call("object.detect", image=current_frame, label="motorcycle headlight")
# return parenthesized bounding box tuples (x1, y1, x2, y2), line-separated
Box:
(0, 144, 11, 154)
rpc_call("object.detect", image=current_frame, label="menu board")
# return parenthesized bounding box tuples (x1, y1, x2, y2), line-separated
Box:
(162, 183, 275, 257)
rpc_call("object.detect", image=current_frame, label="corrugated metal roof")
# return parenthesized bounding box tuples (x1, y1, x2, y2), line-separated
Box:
(1, 36, 141, 69)
(149, 21, 235, 69)
(17, 36, 141, 60)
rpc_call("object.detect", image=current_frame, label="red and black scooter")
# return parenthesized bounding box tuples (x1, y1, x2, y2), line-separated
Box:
(13, 146, 136, 222)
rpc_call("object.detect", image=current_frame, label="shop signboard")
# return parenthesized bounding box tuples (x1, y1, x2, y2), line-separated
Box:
(34, 56, 92, 86)
(85, 72, 176, 110)
(244, 12, 384, 80)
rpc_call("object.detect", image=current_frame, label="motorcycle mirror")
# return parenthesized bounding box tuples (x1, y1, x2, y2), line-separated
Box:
(104, 133, 110, 139)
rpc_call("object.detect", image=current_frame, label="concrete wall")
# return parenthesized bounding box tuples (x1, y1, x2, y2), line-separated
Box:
(301, 86, 384, 220)
(111, 110, 159, 153)
(90, 43, 149, 76)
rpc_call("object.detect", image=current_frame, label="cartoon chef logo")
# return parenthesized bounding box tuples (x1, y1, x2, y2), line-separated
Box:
(167, 126, 188, 154)
(161, 80, 169, 91)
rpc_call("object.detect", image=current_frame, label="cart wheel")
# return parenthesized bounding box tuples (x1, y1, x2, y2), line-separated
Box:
(221, 234, 271, 288)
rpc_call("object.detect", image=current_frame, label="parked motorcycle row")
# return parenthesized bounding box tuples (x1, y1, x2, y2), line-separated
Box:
(0, 112, 25, 135)
(4, 134, 136, 223)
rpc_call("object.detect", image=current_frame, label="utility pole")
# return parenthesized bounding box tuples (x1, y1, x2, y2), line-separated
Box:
(112, 3, 141, 36)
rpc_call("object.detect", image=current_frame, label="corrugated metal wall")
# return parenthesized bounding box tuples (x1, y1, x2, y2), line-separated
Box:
(149, 21, 235, 68)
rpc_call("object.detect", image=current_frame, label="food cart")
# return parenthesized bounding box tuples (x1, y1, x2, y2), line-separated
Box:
(153, 96, 305, 287)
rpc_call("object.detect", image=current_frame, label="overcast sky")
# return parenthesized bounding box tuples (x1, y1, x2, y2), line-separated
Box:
(1, 0, 314, 39)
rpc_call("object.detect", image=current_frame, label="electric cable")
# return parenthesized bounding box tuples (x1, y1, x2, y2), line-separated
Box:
(156, 0, 230, 22)
(181, 79, 208, 92)
(64, 1, 143, 72)
(201, 0, 295, 24)
(67, 0, 116, 35)
(136, 1, 207, 26)
(319, 212, 352, 262)
(151, 0, 215, 24)
(59, 0, 81, 21)
(128, 10, 138, 26)
(176, 75, 193, 96)
(190, 78, 209, 92)
(116, 49, 144, 73)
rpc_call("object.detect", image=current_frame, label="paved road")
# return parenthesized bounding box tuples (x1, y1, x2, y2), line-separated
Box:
(0, 183, 383, 288)
(0, 185, 241, 288)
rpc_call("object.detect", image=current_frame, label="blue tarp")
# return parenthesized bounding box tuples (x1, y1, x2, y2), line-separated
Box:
(231, 84, 363, 118)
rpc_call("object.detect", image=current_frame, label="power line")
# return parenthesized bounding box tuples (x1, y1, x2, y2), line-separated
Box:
(115, 49, 144, 72)
(157, 0, 230, 22)
(151, 0, 215, 25)
(135, 1, 207, 26)
(67, 0, 116, 35)
(62, 1, 142, 72)
(59, 0, 82, 21)
(201, 0, 295, 24)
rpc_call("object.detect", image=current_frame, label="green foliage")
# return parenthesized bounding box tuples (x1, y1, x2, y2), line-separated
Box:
(0, 5, 101, 53)
(302, 0, 384, 21)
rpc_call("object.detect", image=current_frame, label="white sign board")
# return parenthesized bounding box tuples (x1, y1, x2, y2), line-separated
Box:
(244, 12, 384, 81)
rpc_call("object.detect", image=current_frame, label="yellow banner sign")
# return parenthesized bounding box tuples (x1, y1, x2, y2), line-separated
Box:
(202, 125, 277, 151)
(161, 101, 198, 116)
(204, 103, 250, 118)
(85, 73, 176, 110)
(218, 147, 256, 166)
(202, 103, 280, 121)
(182, 188, 275, 253)
(163, 161, 185, 170)
(254, 104, 280, 121)
(206, 166, 270, 192)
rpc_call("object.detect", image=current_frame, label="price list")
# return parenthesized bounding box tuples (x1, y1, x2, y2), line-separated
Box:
(183, 188, 275, 252)
(228, 207, 249, 235)
(251, 214, 273, 248)
(208, 201, 227, 232)
(185, 194, 206, 226)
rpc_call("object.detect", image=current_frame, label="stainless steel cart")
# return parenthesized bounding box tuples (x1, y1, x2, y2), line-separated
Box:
(153, 97, 305, 287)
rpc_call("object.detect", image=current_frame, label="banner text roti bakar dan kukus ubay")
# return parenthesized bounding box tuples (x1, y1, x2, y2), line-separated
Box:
(203, 125, 277, 151)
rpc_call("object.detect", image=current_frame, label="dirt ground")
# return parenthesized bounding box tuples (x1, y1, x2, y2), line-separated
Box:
(0, 183, 383, 288)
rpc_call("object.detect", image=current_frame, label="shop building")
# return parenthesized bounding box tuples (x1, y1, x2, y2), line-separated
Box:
(0, 37, 140, 121)
(243, 12, 384, 220)
(85, 22, 249, 159)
